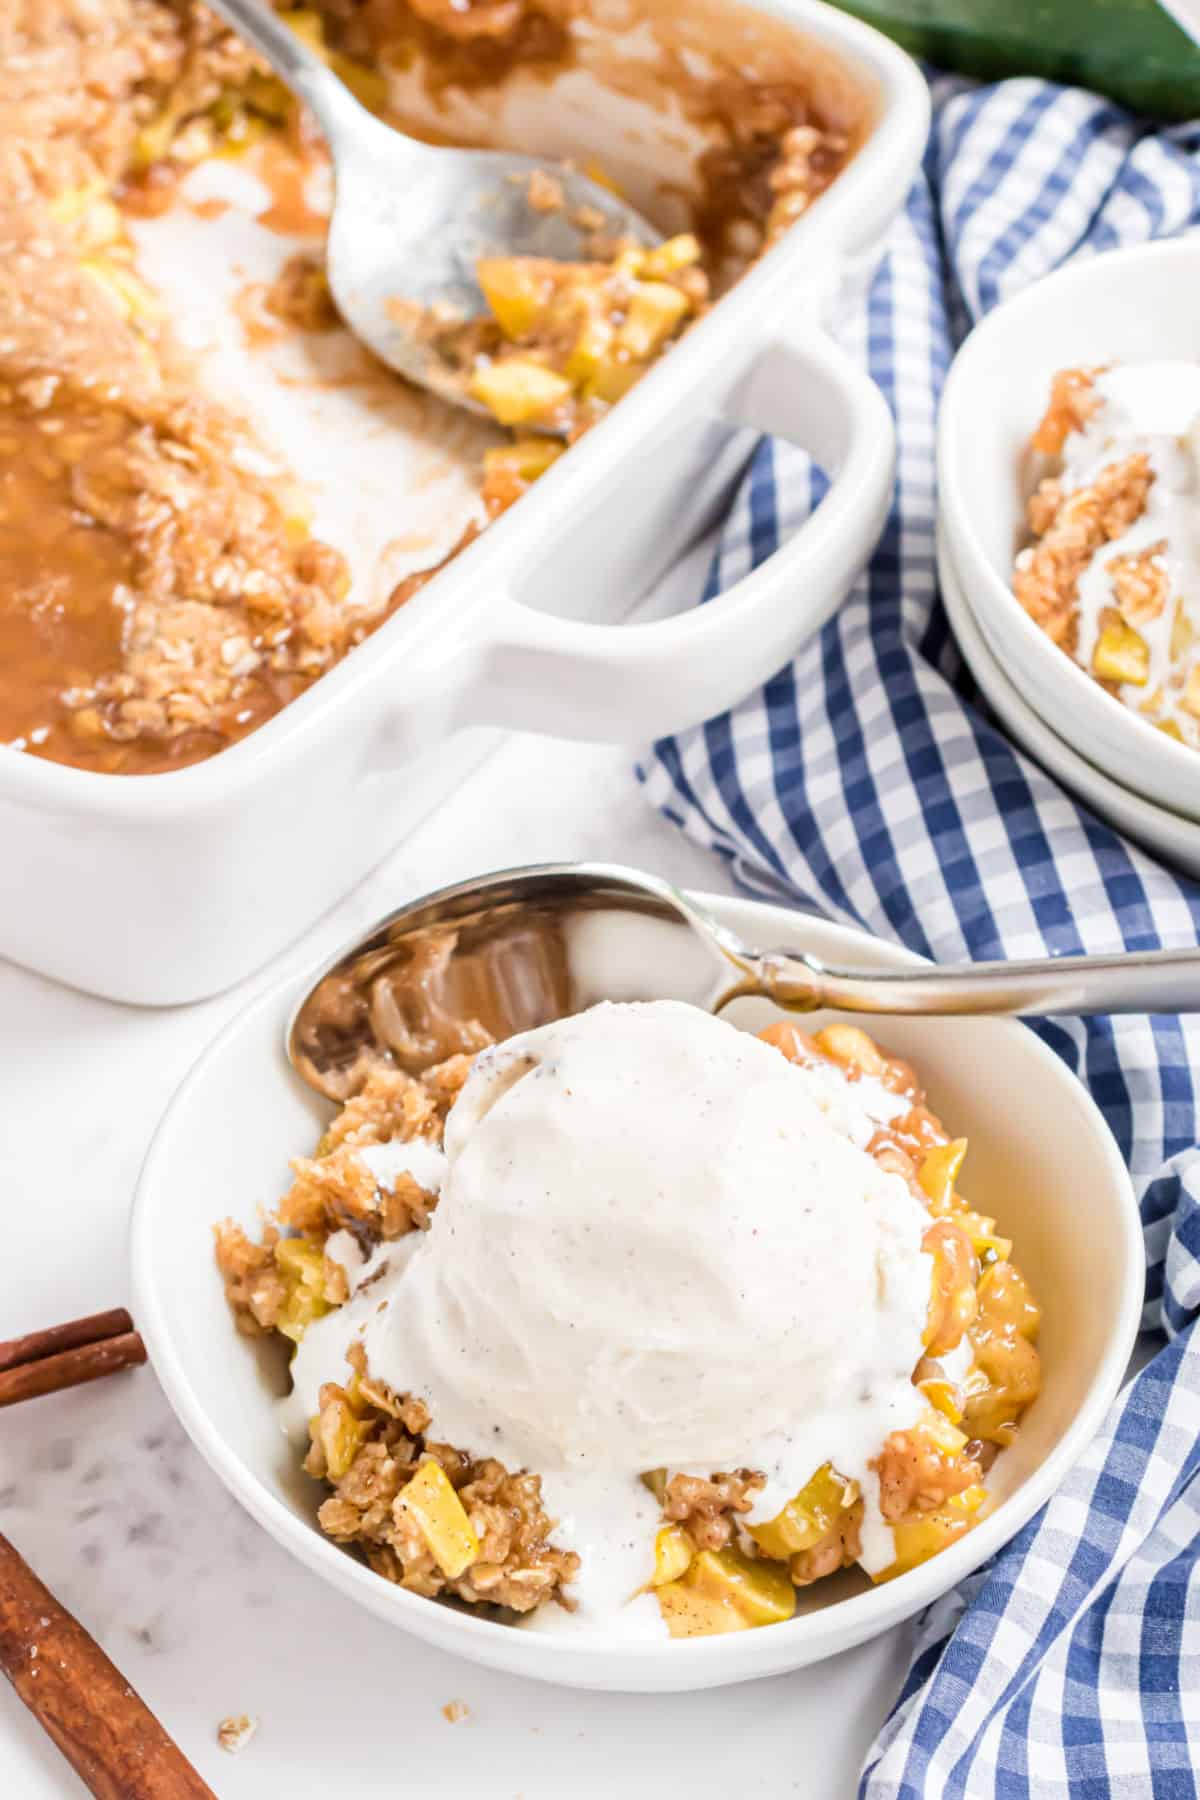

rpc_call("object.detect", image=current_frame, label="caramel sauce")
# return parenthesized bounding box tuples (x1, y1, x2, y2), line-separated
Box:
(254, 137, 331, 238)
(0, 407, 131, 767)
(232, 281, 285, 350)
(344, 0, 575, 98)
(0, 392, 329, 775)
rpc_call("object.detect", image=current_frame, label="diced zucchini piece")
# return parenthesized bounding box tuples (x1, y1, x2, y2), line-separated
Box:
(871, 1485, 988, 1584)
(132, 107, 184, 170)
(976, 1262, 1041, 1341)
(617, 281, 690, 359)
(657, 1548, 795, 1637)
(49, 179, 106, 225)
(468, 358, 571, 426)
(917, 1139, 968, 1210)
(966, 1335, 1041, 1445)
(280, 7, 326, 49)
(923, 1217, 979, 1354)
(813, 1023, 887, 1075)
(78, 199, 124, 251)
(311, 1393, 369, 1479)
(397, 1459, 480, 1579)
(917, 1377, 964, 1424)
(565, 308, 615, 385)
(215, 112, 270, 156)
(242, 70, 293, 123)
(476, 258, 549, 340)
(651, 1525, 694, 1587)
(640, 1467, 668, 1504)
(1092, 616, 1149, 686)
(582, 357, 643, 406)
(963, 1261, 1042, 1446)
(954, 1209, 1011, 1265)
(748, 1462, 855, 1560)
(329, 52, 389, 113)
(276, 1238, 321, 1275)
(610, 244, 647, 281)
(482, 438, 564, 485)
(50, 184, 123, 252)
(1171, 598, 1194, 664)
(79, 259, 163, 323)
(917, 1405, 970, 1458)
(274, 1237, 334, 1342)
(640, 234, 702, 278)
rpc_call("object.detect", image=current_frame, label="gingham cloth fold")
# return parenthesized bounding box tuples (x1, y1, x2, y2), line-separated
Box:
(639, 77, 1200, 1798)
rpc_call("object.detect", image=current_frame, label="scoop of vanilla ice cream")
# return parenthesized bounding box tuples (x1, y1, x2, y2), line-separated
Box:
(358, 1000, 932, 1484)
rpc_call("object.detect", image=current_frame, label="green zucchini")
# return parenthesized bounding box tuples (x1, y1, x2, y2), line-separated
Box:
(832, 0, 1200, 119)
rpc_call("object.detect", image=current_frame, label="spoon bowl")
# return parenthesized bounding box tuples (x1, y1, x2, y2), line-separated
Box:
(207, 0, 659, 421)
(288, 860, 1200, 1099)
(288, 865, 733, 1098)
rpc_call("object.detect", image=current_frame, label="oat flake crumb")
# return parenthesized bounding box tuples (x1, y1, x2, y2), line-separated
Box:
(217, 1714, 259, 1754)
(442, 1699, 471, 1724)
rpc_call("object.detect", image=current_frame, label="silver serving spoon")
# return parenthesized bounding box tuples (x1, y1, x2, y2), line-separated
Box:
(205, 0, 659, 421)
(288, 861, 1200, 1098)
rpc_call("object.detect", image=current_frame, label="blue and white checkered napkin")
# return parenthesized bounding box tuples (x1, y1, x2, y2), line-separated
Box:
(640, 75, 1200, 1797)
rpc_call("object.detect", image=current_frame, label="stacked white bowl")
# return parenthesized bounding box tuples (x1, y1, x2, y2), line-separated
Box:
(936, 238, 1200, 875)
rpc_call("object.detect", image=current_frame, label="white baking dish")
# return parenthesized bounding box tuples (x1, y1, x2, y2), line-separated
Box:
(1, 1, 927, 1005)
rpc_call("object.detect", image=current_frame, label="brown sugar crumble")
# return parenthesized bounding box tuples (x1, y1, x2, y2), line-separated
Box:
(1014, 452, 1154, 655)
(0, 0, 372, 774)
(1029, 364, 1103, 455)
(1013, 361, 1200, 748)
(217, 1713, 259, 1754)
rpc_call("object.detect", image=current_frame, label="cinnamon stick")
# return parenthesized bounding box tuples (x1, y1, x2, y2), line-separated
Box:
(0, 1308, 135, 1375)
(0, 1333, 147, 1409)
(0, 1534, 216, 1799)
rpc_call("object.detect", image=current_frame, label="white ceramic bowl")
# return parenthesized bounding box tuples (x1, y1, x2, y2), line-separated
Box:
(937, 527, 1200, 879)
(131, 888, 1143, 1693)
(938, 237, 1200, 824)
(0, 0, 929, 1008)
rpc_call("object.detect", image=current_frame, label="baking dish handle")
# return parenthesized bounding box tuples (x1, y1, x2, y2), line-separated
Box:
(472, 323, 894, 742)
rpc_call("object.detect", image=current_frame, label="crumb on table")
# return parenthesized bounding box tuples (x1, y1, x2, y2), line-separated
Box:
(217, 1713, 259, 1754)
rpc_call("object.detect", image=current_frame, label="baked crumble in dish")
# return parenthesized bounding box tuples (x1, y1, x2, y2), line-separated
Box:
(216, 999, 1041, 1640)
(1014, 361, 1200, 748)
(3, 0, 865, 775)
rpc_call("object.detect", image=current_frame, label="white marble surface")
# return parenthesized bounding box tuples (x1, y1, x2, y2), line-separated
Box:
(0, 733, 915, 1799)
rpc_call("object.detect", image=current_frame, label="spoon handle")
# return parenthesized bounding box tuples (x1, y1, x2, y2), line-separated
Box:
(204, 0, 367, 140)
(756, 946, 1200, 1017)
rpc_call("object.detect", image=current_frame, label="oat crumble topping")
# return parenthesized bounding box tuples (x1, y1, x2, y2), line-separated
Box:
(1013, 360, 1200, 746)
(1014, 451, 1154, 654)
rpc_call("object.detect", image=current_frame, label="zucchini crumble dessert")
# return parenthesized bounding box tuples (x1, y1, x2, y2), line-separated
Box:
(217, 1000, 1042, 1639)
(1014, 361, 1200, 749)
(3, 0, 862, 775)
